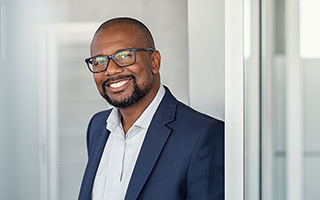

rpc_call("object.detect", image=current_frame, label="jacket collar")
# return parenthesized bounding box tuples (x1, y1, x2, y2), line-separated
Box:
(80, 86, 178, 200)
(79, 126, 110, 200)
(124, 86, 178, 200)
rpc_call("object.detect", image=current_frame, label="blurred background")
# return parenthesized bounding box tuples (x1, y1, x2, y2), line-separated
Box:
(244, 0, 320, 200)
(0, 0, 224, 199)
(0, 0, 319, 200)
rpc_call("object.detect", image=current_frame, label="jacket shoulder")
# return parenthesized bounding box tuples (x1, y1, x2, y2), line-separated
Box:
(175, 101, 224, 127)
(89, 109, 112, 128)
(86, 109, 111, 152)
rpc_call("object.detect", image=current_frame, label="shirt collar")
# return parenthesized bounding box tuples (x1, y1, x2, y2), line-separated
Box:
(134, 84, 165, 129)
(106, 107, 121, 133)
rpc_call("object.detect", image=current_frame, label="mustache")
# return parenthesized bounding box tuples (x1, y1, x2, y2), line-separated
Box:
(101, 74, 136, 88)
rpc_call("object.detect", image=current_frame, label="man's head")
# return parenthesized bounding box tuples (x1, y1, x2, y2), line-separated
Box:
(88, 17, 161, 108)
(94, 17, 155, 50)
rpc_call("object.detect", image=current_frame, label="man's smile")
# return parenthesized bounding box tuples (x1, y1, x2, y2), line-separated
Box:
(102, 74, 135, 93)
(109, 79, 130, 88)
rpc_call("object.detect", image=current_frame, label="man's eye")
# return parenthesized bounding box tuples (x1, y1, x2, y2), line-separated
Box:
(93, 57, 107, 65)
(116, 51, 133, 60)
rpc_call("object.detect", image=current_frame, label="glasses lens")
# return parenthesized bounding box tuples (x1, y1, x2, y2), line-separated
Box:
(90, 56, 108, 72)
(114, 50, 135, 66)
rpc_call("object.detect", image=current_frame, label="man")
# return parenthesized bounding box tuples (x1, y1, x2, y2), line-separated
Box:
(79, 17, 224, 200)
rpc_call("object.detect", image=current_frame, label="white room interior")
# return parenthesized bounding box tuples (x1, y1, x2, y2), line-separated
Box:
(1, 0, 319, 200)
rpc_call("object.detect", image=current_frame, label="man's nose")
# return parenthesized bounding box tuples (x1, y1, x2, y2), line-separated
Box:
(103, 59, 123, 76)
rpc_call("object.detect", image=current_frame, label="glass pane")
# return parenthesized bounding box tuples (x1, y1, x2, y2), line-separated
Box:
(300, 0, 320, 58)
(245, 0, 320, 199)
(301, 1, 320, 199)
(273, 0, 286, 199)
(245, 0, 287, 199)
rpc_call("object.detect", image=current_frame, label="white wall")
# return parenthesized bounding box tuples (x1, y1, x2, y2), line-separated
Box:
(1, 0, 225, 199)
(45, 0, 190, 104)
(188, 0, 225, 120)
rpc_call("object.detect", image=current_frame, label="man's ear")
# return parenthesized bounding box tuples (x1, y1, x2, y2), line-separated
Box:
(151, 50, 161, 74)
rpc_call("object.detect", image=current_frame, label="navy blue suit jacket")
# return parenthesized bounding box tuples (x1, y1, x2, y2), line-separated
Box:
(79, 87, 224, 200)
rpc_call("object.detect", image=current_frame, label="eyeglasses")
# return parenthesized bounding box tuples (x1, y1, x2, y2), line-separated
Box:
(85, 47, 154, 73)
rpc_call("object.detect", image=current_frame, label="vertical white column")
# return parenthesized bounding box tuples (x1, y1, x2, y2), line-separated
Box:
(244, 0, 261, 199)
(47, 29, 58, 200)
(261, 0, 275, 199)
(38, 29, 49, 200)
(285, 0, 304, 199)
(225, 0, 244, 199)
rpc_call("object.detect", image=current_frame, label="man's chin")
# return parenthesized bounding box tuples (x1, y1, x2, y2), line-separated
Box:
(101, 82, 151, 108)
(102, 94, 133, 108)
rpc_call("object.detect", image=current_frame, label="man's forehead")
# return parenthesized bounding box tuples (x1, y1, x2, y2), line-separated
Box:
(90, 25, 144, 55)
(93, 25, 145, 45)
(95, 24, 143, 39)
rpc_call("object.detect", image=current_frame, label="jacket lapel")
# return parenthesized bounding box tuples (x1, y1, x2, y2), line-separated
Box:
(80, 127, 110, 200)
(124, 88, 178, 200)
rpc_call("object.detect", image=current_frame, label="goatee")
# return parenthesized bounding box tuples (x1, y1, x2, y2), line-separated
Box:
(101, 75, 152, 108)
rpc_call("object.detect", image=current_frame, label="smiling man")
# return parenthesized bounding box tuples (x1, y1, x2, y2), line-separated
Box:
(79, 17, 224, 200)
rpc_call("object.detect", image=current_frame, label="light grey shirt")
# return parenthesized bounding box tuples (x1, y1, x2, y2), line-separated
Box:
(92, 85, 165, 200)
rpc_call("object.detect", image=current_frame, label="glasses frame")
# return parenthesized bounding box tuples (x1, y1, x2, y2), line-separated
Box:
(85, 47, 154, 73)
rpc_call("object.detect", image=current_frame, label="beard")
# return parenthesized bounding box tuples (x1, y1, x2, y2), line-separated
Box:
(101, 75, 152, 108)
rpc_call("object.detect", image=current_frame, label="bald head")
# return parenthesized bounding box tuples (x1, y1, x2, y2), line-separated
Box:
(89, 17, 162, 111)
(94, 17, 155, 49)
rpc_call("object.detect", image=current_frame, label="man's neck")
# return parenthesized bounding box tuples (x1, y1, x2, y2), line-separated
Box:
(119, 83, 160, 133)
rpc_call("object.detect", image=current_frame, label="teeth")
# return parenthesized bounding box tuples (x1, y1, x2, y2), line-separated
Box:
(110, 80, 129, 88)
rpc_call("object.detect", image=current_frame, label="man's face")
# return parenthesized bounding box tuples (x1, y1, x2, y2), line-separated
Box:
(90, 25, 159, 108)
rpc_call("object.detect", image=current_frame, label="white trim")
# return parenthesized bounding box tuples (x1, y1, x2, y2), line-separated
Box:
(47, 29, 59, 200)
(225, 0, 244, 199)
(244, 0, 261, 199)
(38, 23, 100, 200)
(38, 30, 49, 200)
(285, 0, 304, 199)
(261, 0, 275, 199)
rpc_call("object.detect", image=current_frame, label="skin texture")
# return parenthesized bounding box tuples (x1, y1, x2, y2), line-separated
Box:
(90, 24, 161, 133)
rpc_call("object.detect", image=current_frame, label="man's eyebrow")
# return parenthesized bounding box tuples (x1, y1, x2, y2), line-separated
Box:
(91, 54, 108, 58)
(91, 48, 134, 58)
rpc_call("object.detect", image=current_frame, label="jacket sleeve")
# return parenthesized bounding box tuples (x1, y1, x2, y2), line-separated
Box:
(186, 120, 225, 200)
